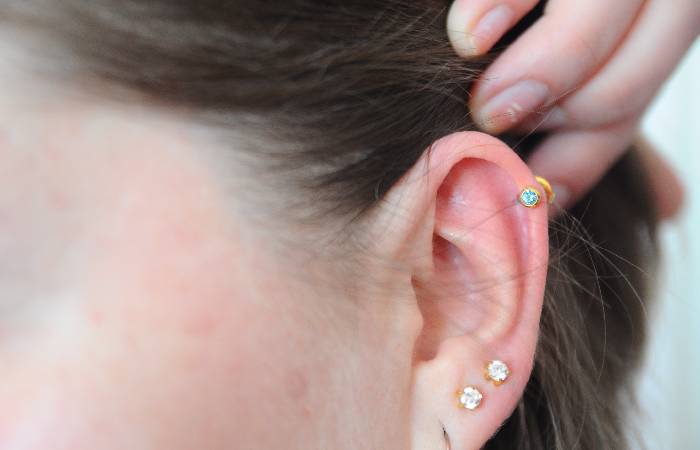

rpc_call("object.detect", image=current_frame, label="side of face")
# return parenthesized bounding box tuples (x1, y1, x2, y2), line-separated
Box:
(0, 38, 552, 450)
(0, 72, 418, 450)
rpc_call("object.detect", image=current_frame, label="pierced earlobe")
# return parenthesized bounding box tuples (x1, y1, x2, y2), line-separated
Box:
(484, 360, 510, 386)
(457, 386, 484, 410)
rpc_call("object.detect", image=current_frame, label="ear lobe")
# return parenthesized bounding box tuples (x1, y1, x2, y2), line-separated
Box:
(403, 132, 549, 450)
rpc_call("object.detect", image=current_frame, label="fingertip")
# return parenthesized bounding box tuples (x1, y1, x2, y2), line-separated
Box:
(447, 0, 480, 57)
(525, 125, 636, 219)
(657, 174, 685, 220)
(637, 138, 686, 220)
(471, 5, 515, 55)
(471, 79, 551, 134)
(447, 1, 516, 57)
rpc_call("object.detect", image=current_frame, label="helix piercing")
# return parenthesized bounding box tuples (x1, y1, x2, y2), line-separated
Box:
(519, 176, 555, 207)
(518, 186, 542, 208)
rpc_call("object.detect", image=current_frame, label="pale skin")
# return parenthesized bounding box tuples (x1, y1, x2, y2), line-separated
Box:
(0, 40, 552, 450)
(448, 0, 698, 211)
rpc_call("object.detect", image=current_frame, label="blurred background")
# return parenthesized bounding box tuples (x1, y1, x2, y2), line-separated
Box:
(637, 39, 700, 449)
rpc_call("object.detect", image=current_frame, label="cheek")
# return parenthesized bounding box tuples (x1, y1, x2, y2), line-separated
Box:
(0, 279, 317, 450)
(0, 226, 328, 450)
(0, 139, 334, 449)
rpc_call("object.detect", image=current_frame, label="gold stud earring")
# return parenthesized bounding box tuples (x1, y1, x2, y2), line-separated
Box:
(484, 360, 510, 386)
(457, 386, 483, 410)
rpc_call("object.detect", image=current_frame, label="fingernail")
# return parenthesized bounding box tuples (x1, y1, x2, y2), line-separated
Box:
(470, 5, 514, 55)
(516, 106, 568, 132)
(474, 80, 551, 133)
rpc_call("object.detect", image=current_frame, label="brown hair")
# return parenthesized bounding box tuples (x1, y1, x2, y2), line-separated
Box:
(2, 1, 658, 448)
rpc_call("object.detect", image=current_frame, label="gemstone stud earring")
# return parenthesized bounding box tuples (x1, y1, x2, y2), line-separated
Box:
(458, 386, 483, 410)
(518, 186, 541, 208)
(519, 176, 555, 208)
(485, 360, 510, 386)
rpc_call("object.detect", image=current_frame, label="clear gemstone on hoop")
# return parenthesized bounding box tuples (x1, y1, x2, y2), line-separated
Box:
(485, 360, 510, 385)
(519, 187, 541, 208)
(459, 386, 483, 410)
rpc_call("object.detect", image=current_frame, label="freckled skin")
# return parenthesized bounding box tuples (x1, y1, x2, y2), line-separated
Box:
(0, 87, 417, 450)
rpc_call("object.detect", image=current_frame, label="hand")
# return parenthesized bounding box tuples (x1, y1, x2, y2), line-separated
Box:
(447, 0, 699, 212)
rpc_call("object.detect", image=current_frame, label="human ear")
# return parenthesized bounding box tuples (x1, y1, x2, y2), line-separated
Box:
(377, 132, 549, 450)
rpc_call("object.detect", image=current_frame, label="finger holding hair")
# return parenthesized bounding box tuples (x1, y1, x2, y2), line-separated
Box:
(461, 0, 644, 134)
(447, 0, 539, 57)
(522, 0, 697, 212)
(528, 124, 685, 219)
(519, 0, 700, 132)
